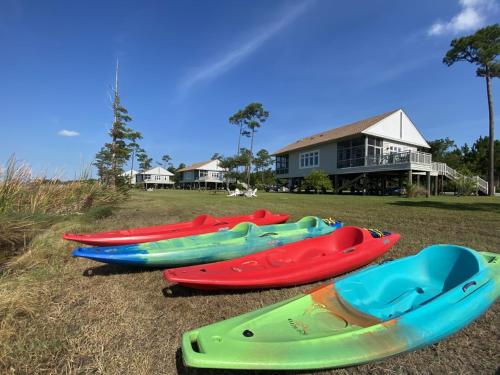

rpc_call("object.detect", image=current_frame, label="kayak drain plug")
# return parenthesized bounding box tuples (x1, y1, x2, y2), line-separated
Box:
(243, 330, 254, 337)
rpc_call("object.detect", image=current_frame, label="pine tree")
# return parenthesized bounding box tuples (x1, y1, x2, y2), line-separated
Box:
(137, 148, 153, 171)
(94, 60, 141, 187)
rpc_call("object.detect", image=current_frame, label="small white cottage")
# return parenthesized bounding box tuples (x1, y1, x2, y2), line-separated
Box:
(178, 160, 225, 189)
(135, 166, 175, 189)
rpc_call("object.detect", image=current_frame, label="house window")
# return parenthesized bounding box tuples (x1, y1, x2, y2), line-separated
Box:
(389, 146, 402, 154)
(199, 170, 208, 177)
(367, 137, 383, 165)
(299, 150, 319, 169)
(144, 174, 151, 180)
(276, 155, 289, 175)
(337, 137, 365, 168)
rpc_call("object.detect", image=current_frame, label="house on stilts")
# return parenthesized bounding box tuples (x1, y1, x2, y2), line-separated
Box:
(129, 167, 175, 189)
(272, 109, 488, 196)
(178, 160, 226, 189)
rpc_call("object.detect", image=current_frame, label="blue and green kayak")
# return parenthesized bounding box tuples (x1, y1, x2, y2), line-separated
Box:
(72, 216, 341, 267)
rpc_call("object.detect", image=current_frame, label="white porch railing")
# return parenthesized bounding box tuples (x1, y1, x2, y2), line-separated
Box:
(409, 151, 432, 165)
(336, 151, 488, 194)
(432, 162, 488, 194)
(338, 150, 432, 169)
(198, 175, 224, 182)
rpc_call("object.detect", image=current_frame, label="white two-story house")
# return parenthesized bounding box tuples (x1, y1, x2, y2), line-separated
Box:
(134, 166, 175, 189)
(272, 109, 488, 195)
(178, 159, 225, 189)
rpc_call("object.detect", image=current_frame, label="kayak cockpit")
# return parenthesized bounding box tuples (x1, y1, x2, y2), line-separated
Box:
(337, 245, 482, 320)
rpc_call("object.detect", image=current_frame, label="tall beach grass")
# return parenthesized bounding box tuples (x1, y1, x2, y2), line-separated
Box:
(0, 156, 125, 263)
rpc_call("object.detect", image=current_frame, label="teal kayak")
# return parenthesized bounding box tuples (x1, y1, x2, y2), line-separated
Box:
(182, 245, 499, 370)
(72, 216, 341, 267)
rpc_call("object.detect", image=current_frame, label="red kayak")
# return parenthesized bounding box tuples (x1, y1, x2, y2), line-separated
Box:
(163, 226, 400, 290)
(63, 209, 289, 246)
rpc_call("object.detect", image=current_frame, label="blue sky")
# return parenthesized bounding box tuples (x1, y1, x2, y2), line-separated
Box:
(1, 0, 499, 178)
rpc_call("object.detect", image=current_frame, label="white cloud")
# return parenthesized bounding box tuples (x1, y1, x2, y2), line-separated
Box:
(428, 0, 497, 36)
(58, 129, 80, 137)
(179, 0, 314, 94)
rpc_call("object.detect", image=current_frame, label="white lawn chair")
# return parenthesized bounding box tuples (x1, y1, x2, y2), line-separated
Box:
(244, 188, 257, 198)
(227, 188, 242, 197)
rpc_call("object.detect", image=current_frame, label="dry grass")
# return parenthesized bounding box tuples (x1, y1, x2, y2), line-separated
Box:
(0, 156, 126, 262)
(1, 190, 499, 374)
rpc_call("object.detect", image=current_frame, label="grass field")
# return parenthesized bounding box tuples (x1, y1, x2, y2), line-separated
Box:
(1, 190, 499, 374)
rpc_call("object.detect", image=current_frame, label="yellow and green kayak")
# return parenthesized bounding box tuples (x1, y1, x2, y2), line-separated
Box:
(182, 245, 499, 370)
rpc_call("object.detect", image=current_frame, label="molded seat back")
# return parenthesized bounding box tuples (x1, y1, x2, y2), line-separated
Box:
(337, 245, 482, 320)
(331, 227, 365, 250)
(192, 214, 216, 226)
(296, 216, 320, 229)
(252, 209, 270, 218)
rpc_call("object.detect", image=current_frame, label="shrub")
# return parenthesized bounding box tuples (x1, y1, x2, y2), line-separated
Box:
(303, 170, 332, 193)
(85, 205, 114, 220)
(451, 176, 477, 196)
(405, 183, 427, 198)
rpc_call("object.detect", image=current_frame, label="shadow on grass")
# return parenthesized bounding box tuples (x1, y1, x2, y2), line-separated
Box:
(387, 200, 500, 213)
(82, 263, 160, 277)
(162, 285, 259, 299)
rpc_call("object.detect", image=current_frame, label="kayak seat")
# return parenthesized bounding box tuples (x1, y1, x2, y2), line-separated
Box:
(192, 214, 216, 227)
(337, 245, 481, 321)
(342, 282, 443, 320)
(296, 216, 320, 229)
(252, 209, 271, 218)
(230, 222, 258, 237)
(331, 227, 365, 250)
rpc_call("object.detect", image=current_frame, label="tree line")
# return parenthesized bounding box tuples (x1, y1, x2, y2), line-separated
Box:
(94, 24, 498, 193)
(93, 78, 275, 188)
(429, 136, 500, 187)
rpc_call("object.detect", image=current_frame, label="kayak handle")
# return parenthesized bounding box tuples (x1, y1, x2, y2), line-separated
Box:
(379, 258, 394, 265)
(214, 221, 230, 226)
(259, 232, 278, 237)
(462, 281, 476, 292)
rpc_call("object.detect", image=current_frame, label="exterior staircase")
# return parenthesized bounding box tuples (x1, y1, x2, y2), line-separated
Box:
(432, 162, 488, 195)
